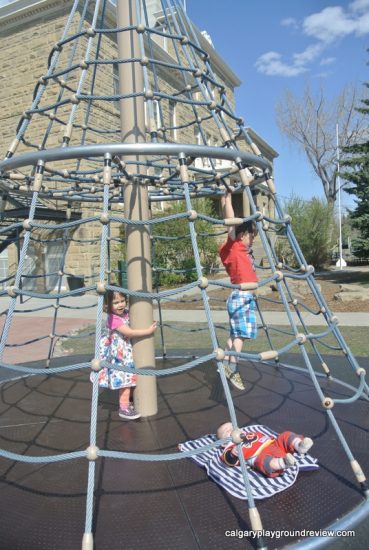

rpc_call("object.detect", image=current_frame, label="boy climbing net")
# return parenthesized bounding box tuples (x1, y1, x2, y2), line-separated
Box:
(219, 188, 258, 390)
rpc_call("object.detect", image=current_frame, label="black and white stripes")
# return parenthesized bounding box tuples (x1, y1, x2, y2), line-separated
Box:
(179, 425, 319, 500)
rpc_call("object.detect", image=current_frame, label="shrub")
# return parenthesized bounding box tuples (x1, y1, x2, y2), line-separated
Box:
(275, 196, 336, 268)
(116, 198, 220, 288)
(152, 198, 219, 286)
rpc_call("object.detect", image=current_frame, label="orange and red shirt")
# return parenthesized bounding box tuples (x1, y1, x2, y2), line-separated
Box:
(223, 431, 275, 462)
(219, 237, 258, 285)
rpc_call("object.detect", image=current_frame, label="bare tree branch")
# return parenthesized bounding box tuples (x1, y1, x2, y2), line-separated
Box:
(276, 82, 367, 204)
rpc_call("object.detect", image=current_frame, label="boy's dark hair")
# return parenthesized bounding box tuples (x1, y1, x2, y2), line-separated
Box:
(235, 220, 258, 237)
(103, 290, 127, 313)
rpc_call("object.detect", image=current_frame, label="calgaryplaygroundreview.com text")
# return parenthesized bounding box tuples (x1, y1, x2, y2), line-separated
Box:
(224, 529, 356, 540)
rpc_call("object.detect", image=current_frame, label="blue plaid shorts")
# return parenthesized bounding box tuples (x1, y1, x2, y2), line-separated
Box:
(227, 290, 257, 339)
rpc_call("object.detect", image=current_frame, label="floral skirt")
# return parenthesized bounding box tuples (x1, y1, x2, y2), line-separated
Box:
(91, 331, 137, 390)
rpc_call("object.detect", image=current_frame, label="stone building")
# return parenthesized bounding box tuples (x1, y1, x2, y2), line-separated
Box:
(0, 0, 277, 291)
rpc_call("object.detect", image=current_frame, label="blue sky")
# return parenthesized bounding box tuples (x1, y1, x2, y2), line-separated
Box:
(186, 0, 369, 209)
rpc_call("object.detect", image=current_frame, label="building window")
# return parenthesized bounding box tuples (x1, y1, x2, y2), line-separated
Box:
(202, 132, 212, 167)
(145, 99, 163, 133)
(161, 25, 168, 52)
(168, 99, 176, 140)
(194, 128, 213, 167)
(153, 22, 169, 52)
(22, 244, 37, 291)
(213, 138, 220, 166)
(153, 100, 161, 128)
(113, 62, 119, 110)
(0, 249, 8, 290)
(45, 242, 65, 292)
(206, 81, 214, 101)
(194, 126, 201, 145)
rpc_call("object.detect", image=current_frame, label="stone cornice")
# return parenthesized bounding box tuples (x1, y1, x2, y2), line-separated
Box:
(195, 25, 241, 89)
(245, 127, 279, 159)
(154, 12, 241, 89)
(0, 0, 71, 32)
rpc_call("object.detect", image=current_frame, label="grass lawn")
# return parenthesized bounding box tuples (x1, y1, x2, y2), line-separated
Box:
(60, 323, 369, 357)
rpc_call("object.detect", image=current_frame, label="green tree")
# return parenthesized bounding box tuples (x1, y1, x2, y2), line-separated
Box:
(116, 198, 220, 287)
(152, 198, 219, 286)
(276, 196, 336, 268)
(341, 58, 369, 259)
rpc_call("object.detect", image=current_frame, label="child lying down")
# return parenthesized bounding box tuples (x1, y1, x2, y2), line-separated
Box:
(178, 423, 318, 500)
(217, 422, 313, 478)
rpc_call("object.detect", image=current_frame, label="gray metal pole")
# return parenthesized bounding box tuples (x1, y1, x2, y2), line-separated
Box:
(116, 0, 157, 416)
(335, 123, 346, 270)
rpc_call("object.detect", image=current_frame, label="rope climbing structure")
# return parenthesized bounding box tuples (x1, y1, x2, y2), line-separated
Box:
(0, 1, 368, 549)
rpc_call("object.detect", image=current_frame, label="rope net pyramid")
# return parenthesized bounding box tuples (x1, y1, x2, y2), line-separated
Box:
(0, 1, 368, 548)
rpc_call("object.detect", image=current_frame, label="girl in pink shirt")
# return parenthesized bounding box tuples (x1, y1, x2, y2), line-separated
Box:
(97, 290, 157, 420)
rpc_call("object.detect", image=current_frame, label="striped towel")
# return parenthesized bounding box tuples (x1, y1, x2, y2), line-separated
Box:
(178, 424, 319, 500)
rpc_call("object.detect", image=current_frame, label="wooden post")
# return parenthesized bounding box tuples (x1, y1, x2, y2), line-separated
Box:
(242, 189, 250, 217)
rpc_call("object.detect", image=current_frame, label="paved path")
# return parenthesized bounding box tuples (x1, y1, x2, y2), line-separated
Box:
(0, 294, 368, 363)
(1, 295, 367, 324)
(0, 316, 91, 363)
(157, 309, 369, 326)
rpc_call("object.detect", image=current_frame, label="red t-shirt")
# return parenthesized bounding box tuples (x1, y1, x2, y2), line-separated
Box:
(219, 237, 258, 284)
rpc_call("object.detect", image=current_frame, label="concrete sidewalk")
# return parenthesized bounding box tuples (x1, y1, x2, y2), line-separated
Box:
(0, 293, 367, 363)
(0, 291, 367, 363)
(158, 309, 369, 326)
(1, 295, 368, 326)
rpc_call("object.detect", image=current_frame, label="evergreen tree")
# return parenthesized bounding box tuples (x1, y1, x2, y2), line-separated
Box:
(341, 54, 369, 258)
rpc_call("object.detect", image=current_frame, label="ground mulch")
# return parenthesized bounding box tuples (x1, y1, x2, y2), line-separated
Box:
(160, 268, 369, 313)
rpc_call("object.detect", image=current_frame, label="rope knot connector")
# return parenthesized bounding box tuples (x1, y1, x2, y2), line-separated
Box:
(198, 277, 208, 289)
(187, 209, 197, 220)
(22, 219, 32, 231)
(214, 348, 225, 361)
(86, 446, 99, 461)
(6, 286, 17, 297)
(91, 358, 102, 372)
(96, 282, 106, 294)
(231, 428, 244, 444)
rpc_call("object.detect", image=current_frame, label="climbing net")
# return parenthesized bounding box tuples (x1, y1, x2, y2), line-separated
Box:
(0, 0, 368, 547)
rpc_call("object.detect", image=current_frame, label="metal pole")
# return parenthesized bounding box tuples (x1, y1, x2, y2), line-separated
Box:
(335, 124, 346, 270)
(117, 0, 157, 416)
